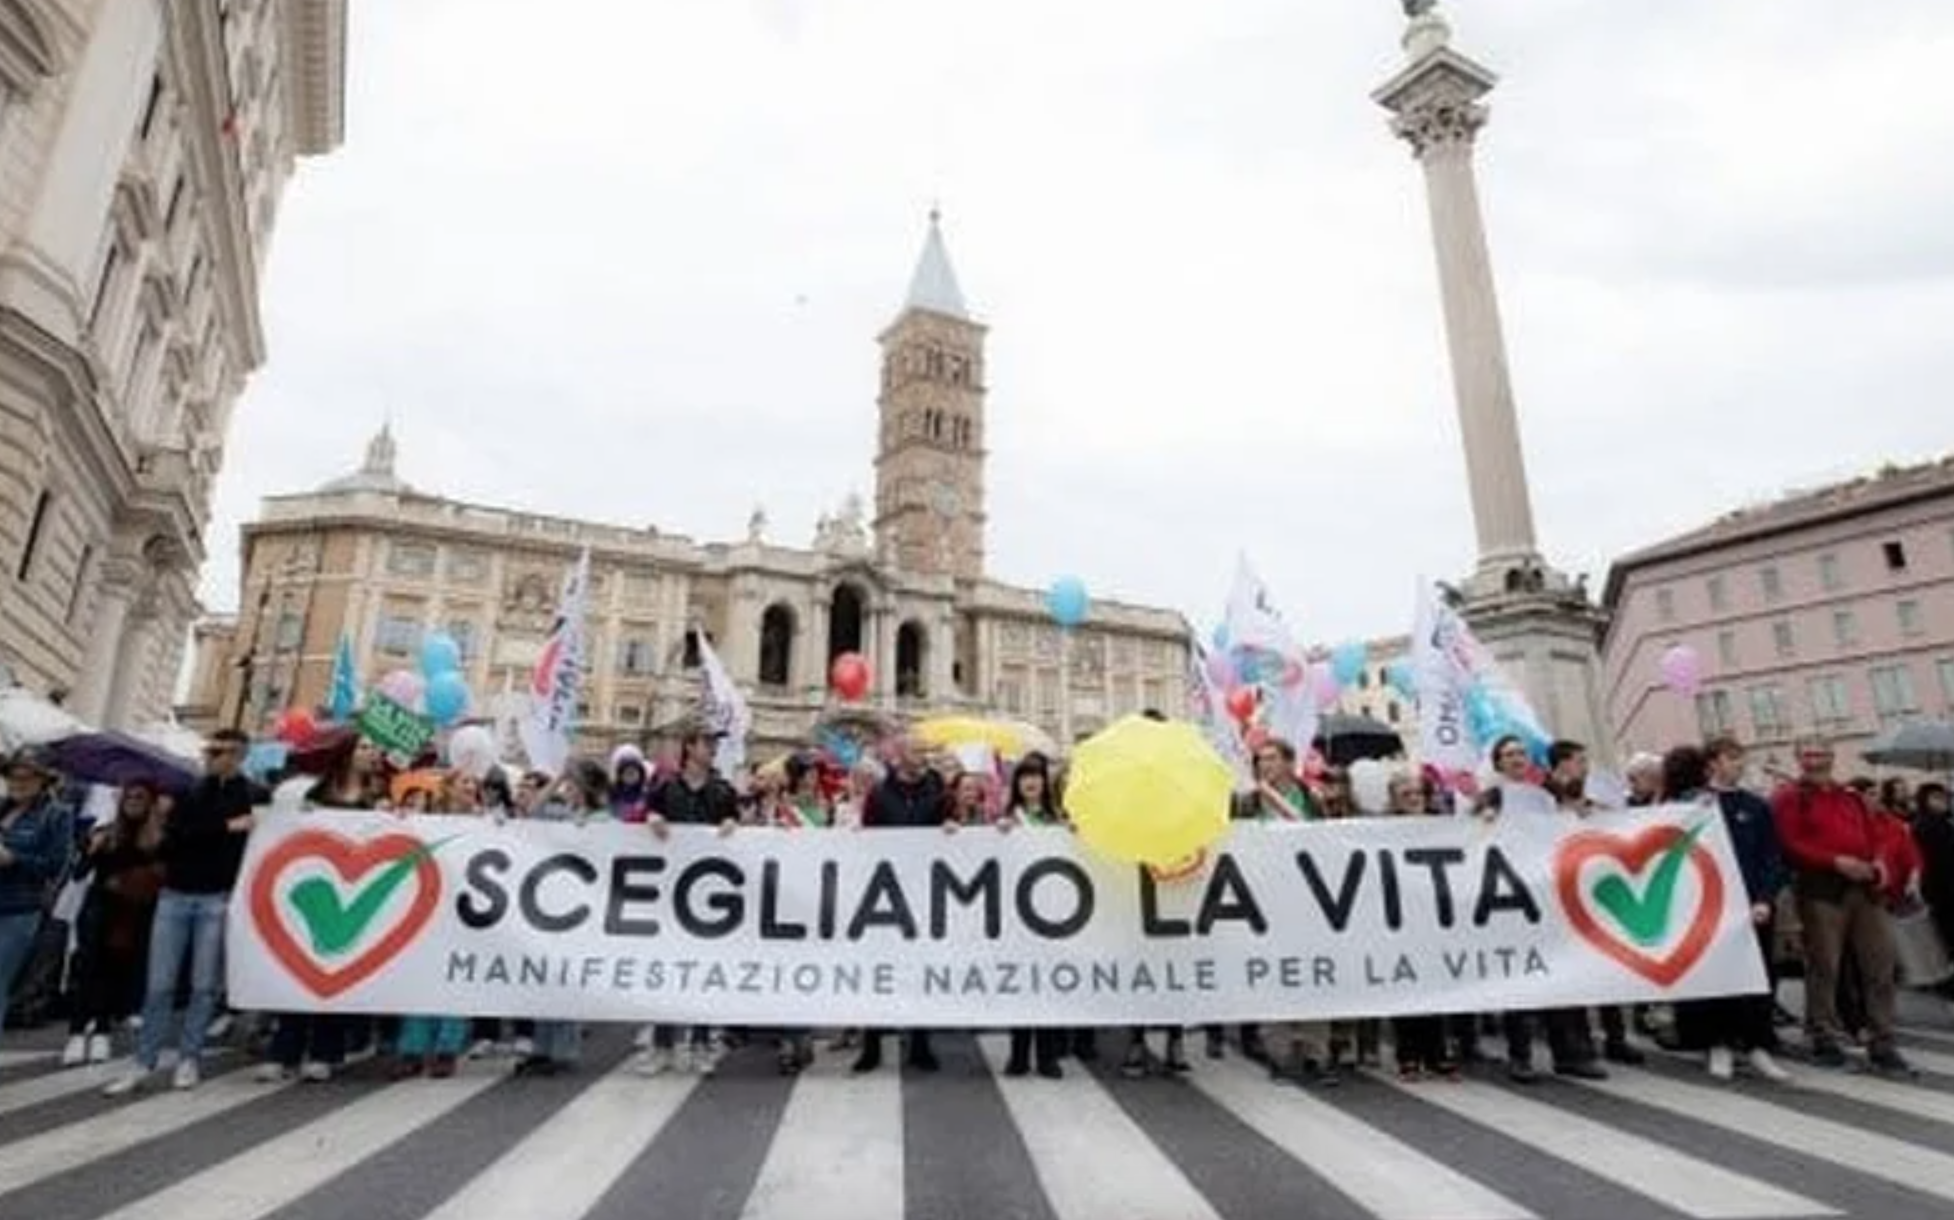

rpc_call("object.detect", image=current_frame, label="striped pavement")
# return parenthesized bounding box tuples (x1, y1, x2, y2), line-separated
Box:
(1, 1025, 1952, 1220)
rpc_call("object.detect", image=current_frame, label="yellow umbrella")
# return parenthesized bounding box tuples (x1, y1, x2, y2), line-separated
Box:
(911, 716, 1057, 759)
(1063, 714, 1233, 866)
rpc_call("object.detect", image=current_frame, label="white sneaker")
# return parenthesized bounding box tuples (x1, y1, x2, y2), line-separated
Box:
(87, 1033, 113, 1063)
(103, 1068, 151, 1097)
(206, 1014, 234, 1041)
(299, 1061, 333, 1083)
(1746, 1048, 1791, 1083)
(510, 1036, 535, 1058)
(677, 1044, 699, 1074)
(254, 1062, 293, 1084)
(634, 1025, 655, 1049)
(635, 1047, 673, 1077)
(1707, 1046, 1734, 1081)
(466, 1039, 496, 1060)
(172, 1058, 201, 1090)
(60, 1034, 88, 1068)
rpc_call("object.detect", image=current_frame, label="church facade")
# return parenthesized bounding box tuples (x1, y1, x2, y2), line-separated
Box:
(181, 218, 1191, 763)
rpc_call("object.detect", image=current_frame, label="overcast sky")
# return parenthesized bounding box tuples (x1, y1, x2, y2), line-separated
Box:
(207, 0, 1954, 644)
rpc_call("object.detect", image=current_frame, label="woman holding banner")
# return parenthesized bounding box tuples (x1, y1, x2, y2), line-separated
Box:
(258, 737, 384, 1084)
(999, 756, 1066, 1079)
(768, 753, 830, 1075)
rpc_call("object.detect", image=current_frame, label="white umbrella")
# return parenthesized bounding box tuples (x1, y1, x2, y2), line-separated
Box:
(132, 719, 206, 765)
(0, 686, 88, 752)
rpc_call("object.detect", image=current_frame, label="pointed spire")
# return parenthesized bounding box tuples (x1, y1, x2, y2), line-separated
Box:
(362, 422, 396, 477)
(902, 207, 969, 320)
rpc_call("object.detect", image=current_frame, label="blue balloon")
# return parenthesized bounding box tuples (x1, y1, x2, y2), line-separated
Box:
(1211, 623, 1232, 653)
(1045, 576, 1089, 629)
(420, 631, 462, 677)
(1330, 640, 1368, 687)
(1384, 660, 1417, 699)
(424, 670, 471, 726)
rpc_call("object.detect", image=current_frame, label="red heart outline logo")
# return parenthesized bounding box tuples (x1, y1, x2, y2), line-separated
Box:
(248, 828, 443, 999)
(1555, 824, 1725, 987)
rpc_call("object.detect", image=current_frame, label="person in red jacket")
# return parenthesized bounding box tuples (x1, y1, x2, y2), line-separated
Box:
(1770, 740, 1912, 1073)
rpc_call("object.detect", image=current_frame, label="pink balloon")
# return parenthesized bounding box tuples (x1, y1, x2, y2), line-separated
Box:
(378, 668, 425, 709)
(1658, 644, 1704, 697)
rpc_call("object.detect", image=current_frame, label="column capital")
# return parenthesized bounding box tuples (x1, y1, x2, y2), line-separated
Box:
(1389, 97, 1488, 158)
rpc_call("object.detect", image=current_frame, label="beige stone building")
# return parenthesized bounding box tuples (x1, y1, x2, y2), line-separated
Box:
(0, 0, 346, 727)
(182, 217, 1191, 762)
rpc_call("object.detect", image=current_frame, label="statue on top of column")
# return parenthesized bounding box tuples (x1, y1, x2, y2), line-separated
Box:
(1401, 0, 1438, 16)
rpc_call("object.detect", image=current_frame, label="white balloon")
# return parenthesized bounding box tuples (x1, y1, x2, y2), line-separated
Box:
(1348, 758, 1394, 815)
(448, 724, 499, 780)
(272, 776, 314, 813)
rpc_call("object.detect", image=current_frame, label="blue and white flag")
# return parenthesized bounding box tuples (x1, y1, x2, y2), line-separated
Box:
(328, 633, 359, 722)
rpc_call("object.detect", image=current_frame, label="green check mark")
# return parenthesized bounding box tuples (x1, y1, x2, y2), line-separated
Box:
(1589, 822, 1708, 948)
(286, 841, 444, 957)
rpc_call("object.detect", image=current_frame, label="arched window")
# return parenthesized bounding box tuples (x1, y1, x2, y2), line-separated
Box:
(896, 620, 926, 698)
(759, 603, 795, 687)
(828, 584, 865, 662)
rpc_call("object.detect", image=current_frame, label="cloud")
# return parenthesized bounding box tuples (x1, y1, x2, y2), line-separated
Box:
(211, 0, 1954, 648)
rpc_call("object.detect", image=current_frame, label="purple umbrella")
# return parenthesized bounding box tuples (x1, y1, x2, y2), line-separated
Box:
(47, 730, 201, 795)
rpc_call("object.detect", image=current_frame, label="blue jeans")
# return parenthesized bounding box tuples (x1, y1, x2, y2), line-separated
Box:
(531, 1021, 581, 1065)
(0, 911, 42, 1040)
(136, 890, 228, 1069)
(397, 1016, 469, 1059)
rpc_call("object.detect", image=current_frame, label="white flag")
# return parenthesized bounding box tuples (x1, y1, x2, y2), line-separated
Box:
(1188, 640, 1254, 789)
(517, 548, 590, 777)
(1221, 555, 1318, 758)
(1411, 579, 1549, 777)
(695, 632, 751, 776)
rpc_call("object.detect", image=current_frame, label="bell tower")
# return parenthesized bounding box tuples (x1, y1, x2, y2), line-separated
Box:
(873, 210, 988, 581)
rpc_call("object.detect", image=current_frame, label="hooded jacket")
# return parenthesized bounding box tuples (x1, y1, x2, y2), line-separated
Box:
(610, 744, 651, 822)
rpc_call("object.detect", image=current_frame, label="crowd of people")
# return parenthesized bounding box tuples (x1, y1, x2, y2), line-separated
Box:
(0, 715, 1948, 1101)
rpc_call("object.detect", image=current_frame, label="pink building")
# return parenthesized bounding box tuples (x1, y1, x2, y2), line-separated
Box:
(1601, 458, 1954, 779)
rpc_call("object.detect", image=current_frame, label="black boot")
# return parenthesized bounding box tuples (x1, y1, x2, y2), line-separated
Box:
(851, 1032, 883, 1074)
(906, 1031, 940, 1073)
(1005, 1030, 1033, 1078)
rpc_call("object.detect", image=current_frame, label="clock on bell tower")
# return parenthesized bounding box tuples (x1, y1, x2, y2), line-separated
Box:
(873, 209, 988, 582)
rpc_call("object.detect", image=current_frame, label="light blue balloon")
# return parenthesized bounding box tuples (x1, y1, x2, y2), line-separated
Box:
(1045, 576, 1089, 628)
(424, 670, 471, 726)
(420, 631, 462, 677)
(1330, 640, 1368, 687)
(1384, 660, 1417, 699)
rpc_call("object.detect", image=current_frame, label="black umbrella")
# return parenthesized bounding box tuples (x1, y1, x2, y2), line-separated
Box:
(1864, 721, 1954, 772)
(1313, 712, 1405, 766)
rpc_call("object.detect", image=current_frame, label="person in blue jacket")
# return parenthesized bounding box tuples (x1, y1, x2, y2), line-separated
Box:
(0, 745, 75, 1040)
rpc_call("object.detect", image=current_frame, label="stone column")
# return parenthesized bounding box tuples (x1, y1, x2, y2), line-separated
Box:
(104, 591, 161, 732)
(70, 554, 148, 723)
(1374, 14, 1540, 576)
(875, 605, 897, 711)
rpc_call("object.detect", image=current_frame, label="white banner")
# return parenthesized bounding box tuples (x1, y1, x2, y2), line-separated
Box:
(227, 805, 1769, 1026)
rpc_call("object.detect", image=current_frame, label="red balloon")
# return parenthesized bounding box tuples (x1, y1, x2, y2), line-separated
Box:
(829, 652, 872, 702)
(274, 707, 318, 746)
(1224, 686, 1258, 724)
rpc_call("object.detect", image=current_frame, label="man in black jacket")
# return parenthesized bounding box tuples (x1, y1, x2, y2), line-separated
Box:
(639, 727, 740, 1074)
(106, 728, 262, 1096)
(853, 735, 949, 1074)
